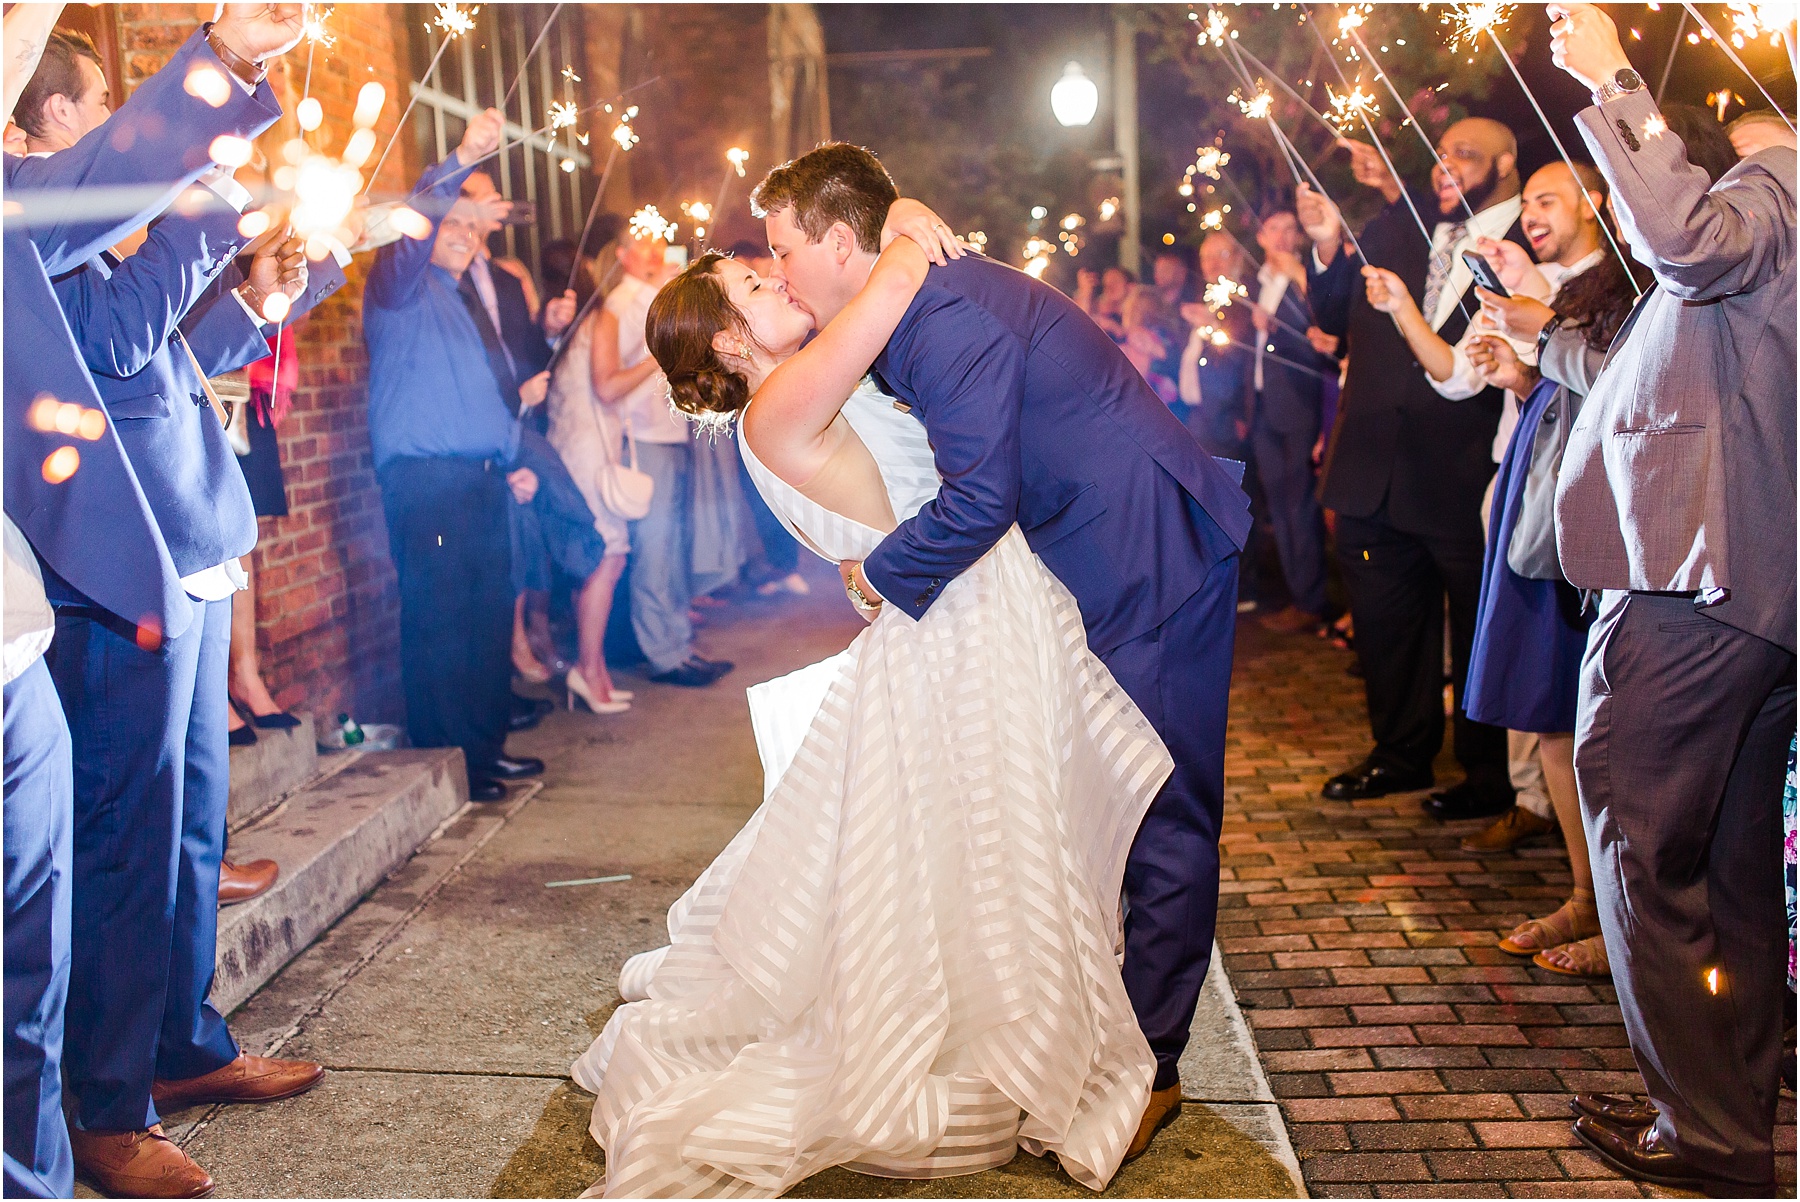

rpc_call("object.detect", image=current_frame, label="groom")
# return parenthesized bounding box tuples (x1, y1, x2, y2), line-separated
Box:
(755, 144, 1251, 1157)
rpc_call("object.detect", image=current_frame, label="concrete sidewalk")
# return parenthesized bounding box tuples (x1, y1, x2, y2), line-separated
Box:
(153, 561, 1301, 1199)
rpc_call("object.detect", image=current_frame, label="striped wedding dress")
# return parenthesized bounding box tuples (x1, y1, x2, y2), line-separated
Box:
(572, 381, 1171, 1196)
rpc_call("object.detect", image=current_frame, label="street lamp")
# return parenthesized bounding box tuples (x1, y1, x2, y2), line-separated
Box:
(1051, 62, 1098, 127)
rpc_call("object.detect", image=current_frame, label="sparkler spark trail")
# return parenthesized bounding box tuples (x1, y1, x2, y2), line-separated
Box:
(1442, 3, 1516, 56)
(1193, 145, 1230, 179)
(1204, 275, 1249, 309)
(1201, 9, 1231, 47)
(1325, 81, 1380, 132)
(1724, 1, 1789, 47)
(1679, 3, 1797, 132)
(705, 148, 750, 250)
(363, 3, 479, 195)
(547, 101, 579, 131)
(610, 119, 639, 151)
(1232, 84, 1274, 120)
(500, 4, 564, 111)
(629, 205, 674, 242)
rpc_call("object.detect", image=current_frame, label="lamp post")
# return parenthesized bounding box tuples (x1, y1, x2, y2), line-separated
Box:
(1047, 19, 1141, 275)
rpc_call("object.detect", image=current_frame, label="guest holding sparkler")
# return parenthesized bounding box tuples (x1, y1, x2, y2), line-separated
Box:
(1542, 5, 1795, 1193)
(364, 107, 551, 802)
(1300, 116, 1531, 821)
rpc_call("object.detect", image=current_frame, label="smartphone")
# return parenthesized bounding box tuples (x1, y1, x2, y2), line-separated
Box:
(664, 244, 689, 269)
(1461, 250, 1510, 299)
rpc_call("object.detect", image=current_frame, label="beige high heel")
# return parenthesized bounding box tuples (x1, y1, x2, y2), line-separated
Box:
(568, 666, 630, 714)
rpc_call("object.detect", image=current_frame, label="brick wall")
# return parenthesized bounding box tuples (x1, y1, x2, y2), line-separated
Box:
(111, 3, 418, 724)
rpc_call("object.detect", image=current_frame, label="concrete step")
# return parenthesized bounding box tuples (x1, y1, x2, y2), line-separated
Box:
(214, 748, 469, 1016)
(227, 712, 320, 831)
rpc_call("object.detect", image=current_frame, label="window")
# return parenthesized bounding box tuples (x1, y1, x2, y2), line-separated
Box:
(403, 3, 592, 278)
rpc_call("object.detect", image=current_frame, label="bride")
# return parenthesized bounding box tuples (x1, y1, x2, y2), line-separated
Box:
(571, 208, 1172, 1197)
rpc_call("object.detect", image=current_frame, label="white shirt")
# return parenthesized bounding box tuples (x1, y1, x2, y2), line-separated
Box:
(3, 517, 54, 684)
(1429, 249, 1604, 461)
(1425, 195, 1523, 332)
(1253, 264, 1293, 392)
(602, 272, 688, 444)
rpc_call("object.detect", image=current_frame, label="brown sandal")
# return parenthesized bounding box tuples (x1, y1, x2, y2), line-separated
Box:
(1498, 891, 1598, 956)
(1534, 934, 1611, 978)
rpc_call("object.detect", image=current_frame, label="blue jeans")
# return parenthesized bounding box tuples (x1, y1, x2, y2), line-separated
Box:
(630, 441, 696, 674)
(3, 658, 73, 1198)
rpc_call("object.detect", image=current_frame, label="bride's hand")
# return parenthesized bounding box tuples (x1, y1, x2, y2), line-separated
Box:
(881, 199, 964, 267)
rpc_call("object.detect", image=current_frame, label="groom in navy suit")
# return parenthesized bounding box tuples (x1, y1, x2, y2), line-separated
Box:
(756, 143, 1251, 1157)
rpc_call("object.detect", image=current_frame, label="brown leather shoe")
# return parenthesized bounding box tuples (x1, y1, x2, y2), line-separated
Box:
(1123, 1083, 1182, 1163)
(218, 859, 278, 905)
(1257, 605, 1323, 635)
(70, 1125, 213, 1198)
(1570, 1091, 1658, 1129)
(1460, 805, 1557, 853)
(152, 1054, 324, 1111)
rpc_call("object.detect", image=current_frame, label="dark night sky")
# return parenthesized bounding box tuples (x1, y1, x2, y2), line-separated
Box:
(818, 4, 1795, 260)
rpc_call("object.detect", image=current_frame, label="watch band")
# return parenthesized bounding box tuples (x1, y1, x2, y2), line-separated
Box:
(1535, 317, 1561, 363)
(845, 572, 880, 612)
(1591, 69, 1643, 107)
(204, 22, 267, 88)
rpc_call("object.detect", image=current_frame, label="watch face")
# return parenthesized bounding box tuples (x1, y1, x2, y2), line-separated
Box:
(1615, 68, 1644, 91)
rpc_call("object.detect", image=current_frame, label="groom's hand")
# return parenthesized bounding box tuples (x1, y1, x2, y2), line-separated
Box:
(840, 560, 883, 622)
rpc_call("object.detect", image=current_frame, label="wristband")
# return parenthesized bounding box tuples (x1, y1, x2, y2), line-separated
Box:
(1535, 317, 1560, 363)
(204, 22, 267, 88)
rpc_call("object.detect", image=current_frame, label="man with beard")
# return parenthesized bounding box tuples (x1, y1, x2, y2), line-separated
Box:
(1298, 117, 1530, 820)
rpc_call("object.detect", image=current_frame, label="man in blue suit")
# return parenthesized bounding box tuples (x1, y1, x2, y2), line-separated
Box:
(756, 144, 1252, 1158)
(3, 9, 310, 1196)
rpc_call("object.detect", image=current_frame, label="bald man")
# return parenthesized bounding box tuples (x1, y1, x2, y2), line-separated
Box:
(1298, 115, 1531, 820)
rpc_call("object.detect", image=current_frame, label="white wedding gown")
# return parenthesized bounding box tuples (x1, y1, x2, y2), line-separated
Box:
(571, 382, 1172, 1197)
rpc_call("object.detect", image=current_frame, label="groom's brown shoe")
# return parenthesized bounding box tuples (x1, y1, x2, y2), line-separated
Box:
(1124, 1083, 1182, 1163)
(152, 1054, 324, 1110)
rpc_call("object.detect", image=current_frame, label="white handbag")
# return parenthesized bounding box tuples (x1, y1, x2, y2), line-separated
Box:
(593, 407, 654, 522)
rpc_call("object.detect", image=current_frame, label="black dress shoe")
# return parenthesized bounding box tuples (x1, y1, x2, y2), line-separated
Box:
(1570, 1092, 1658, 1129)
(1321, 759, 1433, 800)
(249, 711, 302, 730)
(486, 756, 544, 780)
(1571, 1114, 1769, 1196)
(469, 779, 507, 803)
(1422, 779, 1515, 821)
(508, 696, 553, 732)
(650, 656, 730, 687)
(692, 656, 735, 678)
(228, 724, 258, 748)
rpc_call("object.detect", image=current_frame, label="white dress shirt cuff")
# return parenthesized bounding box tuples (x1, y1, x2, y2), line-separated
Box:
(180, 557, 250, 602)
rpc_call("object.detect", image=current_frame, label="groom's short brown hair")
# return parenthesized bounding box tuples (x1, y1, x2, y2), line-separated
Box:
(750, 142, 898, 254)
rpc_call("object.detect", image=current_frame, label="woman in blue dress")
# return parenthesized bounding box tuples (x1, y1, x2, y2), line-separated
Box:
(1463, 251, 1637, 978)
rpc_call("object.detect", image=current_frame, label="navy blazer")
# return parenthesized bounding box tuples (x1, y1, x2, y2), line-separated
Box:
(487, 262, 554, 380)
(2, 26, 283, 640)
(1308, 194, 1529, 540)
(867, 254, 1251, 656)
(51, 193, 345, 582)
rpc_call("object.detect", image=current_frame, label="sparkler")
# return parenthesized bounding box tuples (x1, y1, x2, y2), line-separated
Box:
(1478, 23, 1643, 295)
(364, 3, 478, 196)
(1441, 2, 1516, 57)
(1204, 275, 1249, 309)
(1193, 145, 1230, 180)
(630, 205, 674, 242)
(1325, 81, 1380, 133)
(563, 112, 641, 295)
(1679, 3, 1796, 132)
(1723, 1, 1789, 48)
(706, 147, 750, 251)
(547, 100, 579, 131)
(500, 4, 564, 112)
(1232, 83, 1275, 121)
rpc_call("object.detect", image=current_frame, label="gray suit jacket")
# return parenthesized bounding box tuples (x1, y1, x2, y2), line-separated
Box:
(1554, 90, 1795, 652)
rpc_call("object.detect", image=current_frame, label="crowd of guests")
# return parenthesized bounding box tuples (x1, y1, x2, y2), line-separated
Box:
(0, 6, 787, 1196)
(1074, 7, 1794, 1195)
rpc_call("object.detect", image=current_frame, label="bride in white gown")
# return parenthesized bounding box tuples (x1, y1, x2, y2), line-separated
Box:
(570, 212, 1172, 1197)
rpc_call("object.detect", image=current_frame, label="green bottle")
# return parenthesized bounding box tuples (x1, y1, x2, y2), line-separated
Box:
(338, 712, 365, 746)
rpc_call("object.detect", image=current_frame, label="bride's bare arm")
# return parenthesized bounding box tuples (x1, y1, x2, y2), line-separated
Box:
(747, 237, 931, 455)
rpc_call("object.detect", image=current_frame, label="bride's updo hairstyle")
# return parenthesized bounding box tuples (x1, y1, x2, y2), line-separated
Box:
(646, 252, 755, 424)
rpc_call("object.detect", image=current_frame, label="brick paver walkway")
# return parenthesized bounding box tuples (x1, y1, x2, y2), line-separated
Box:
(1220, 624, 1797, 1197)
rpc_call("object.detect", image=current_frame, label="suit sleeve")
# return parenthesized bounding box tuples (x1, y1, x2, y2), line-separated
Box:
(51, 187, 248, 378)
(861, 291, 1023, 619)
(364, 156, 470, 311)
(1307, 245, 1360, 338)
(3, 28, 282, 275)
(1577, 91, 1795, 302)
(182, 248, 347, 376)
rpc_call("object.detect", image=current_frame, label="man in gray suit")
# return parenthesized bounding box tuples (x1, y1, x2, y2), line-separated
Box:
(1547, 5, 1795, 1195)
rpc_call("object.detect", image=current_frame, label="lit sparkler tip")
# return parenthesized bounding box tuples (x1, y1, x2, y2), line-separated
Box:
(1203, 275, 1248, 309)
(610, 121, 640, 152)
(1200, 208, 1224, 230)
(562, 65, 582, 83)
(629, 205, 674, 242)
(1201, 9, 1230, 47)
(302, 6, 336, 47)
(1193, 145, 1229, 180)
(432, 3, 477, 38)
(727, 146, 750, 176)
(548, 100, 579, 131)
(1442, 2, 1516, 54)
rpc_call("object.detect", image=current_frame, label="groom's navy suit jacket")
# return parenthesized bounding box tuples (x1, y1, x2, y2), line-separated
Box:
(867, 254, 1252, 656)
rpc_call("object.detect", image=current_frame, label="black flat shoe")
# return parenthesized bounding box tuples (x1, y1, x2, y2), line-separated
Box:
(1422, 779, 1515, 821)
(228, 724, 258, 748)
(249, 711, 302, 730)
(1321, 759, 1432, 800)
(469, 779, 507, 803)
(486, 755, 544, 780)
(651, 656, 732, 687)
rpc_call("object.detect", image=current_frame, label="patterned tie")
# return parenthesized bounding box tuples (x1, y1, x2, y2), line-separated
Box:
(1421, 221, 1466, 328)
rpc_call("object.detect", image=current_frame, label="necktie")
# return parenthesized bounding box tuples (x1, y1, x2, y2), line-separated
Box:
(458, 271, 523, 416)
(1421, 221, 1466, 328)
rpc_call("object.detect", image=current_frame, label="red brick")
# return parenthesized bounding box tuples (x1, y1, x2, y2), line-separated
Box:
(1346, 1121, 1477, 1150)
(1348, 1004, 1459, 1024)
(1325, 1070, 1445, 1096)
(1394, 1094, 1525, 1120)
(1283, 1097, 1402, 1123)
(1470, 1120, 1582, 1148)
(1309, 1026, 1421, 1048)
(1303, 1153, 1433, 1184)
(1410, 1024, 1530, 1047)
(1263, 1048, 1375, 1072)
(1423, 1150, 1563, 1180)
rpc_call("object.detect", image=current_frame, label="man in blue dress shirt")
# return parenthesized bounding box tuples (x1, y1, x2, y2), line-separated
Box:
(364, 107, 548, 802)
(3, 9, 315, 1197)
